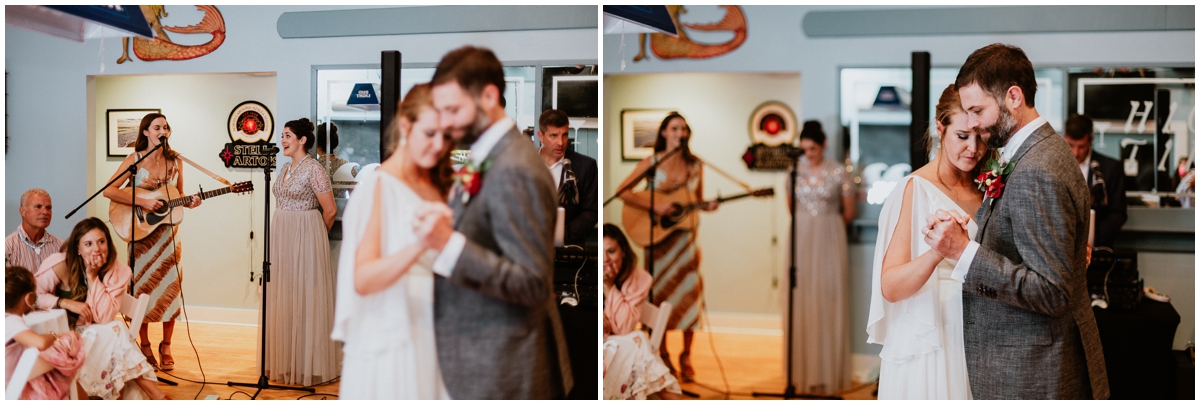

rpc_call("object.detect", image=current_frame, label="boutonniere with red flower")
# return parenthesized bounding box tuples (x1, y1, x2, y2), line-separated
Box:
(975, 151, 1017, 200)
(454, 159, 491, 204)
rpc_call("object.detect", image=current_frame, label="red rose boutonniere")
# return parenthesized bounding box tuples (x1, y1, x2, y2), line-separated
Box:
(454, 159, 491, 204)
(975, 153, 1016, 200)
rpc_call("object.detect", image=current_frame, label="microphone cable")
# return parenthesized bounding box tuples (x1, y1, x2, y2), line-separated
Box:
(164, 181, 208, 400)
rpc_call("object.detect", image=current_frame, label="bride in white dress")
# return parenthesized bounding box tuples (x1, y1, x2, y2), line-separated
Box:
(867, 84, 987, 400)
(332, 84, 453, 399)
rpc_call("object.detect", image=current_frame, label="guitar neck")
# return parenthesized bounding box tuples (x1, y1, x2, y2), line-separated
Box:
(679, 188, 773, 211)
(681, 192, 753, 210)
(167, 186, 231, 208)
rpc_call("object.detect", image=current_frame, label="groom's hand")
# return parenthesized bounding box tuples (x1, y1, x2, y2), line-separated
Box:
(923, 209, 970, 261)
(416, 202, 455, 251)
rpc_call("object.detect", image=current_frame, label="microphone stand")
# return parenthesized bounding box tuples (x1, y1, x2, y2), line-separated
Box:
(64, 137, 179, 386)
(602, 146, 686, 301)
(754, 148, 840, 400)
(226, 152, 315, 399)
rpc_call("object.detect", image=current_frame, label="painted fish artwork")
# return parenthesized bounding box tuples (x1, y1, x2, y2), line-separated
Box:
(118, 5, 225, 64)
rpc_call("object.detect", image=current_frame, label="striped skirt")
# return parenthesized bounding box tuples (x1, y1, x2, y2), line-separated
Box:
(647, 230, 703, 331)
(132, 225, 183, 323)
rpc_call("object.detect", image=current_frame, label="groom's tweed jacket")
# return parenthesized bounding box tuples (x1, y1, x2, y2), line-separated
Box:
(964, 122, 1109, 399)
(435, 127, 573, 399)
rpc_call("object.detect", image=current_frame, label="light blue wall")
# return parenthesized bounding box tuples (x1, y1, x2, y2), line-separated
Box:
(6, 5, 597, 240)
(603, 5, 1195, 355)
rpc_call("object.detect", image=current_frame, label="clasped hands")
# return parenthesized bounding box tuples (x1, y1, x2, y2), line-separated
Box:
(922, 209, 971, 261)
(415, 202, 455, 251)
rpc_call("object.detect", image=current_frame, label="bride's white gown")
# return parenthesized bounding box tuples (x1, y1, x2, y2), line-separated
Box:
(331, 171, 449, 399)
(867, 175, 976, 400)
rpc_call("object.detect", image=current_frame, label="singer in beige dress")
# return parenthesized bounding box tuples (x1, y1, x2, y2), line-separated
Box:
(265, 118, 340, 386)
(786, 122, 856, 395)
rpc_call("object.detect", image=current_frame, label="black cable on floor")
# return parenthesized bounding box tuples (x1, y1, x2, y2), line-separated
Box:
(228, 390, 253, 400)
(166, 188, 208, 400)
(698, 294, 731, 399)
(297, 392, 338, 400)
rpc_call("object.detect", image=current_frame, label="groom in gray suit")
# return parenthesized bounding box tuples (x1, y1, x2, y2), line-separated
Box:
(924, 43, 1109, 399)
(418, 46, 573, 399)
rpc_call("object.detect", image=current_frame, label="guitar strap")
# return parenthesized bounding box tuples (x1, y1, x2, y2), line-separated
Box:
(177, 154, 232, 186)
(695, 157, 753, 193)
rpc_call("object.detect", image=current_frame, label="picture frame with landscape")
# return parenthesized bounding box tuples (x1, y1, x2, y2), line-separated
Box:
(107, 108, 160, 157)
(621, 109, 673, 161)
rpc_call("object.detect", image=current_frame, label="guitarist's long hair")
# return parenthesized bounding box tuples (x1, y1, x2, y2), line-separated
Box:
(60, 218, 119, 303)
(134, 113, 179, 161)
(387, 84, 456, 198)
(603, 223, 636, 290)
(653, 112, 697, 165)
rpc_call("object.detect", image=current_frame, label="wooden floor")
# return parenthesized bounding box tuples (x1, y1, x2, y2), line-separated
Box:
(659, 331, 877, 400)
(147, 322, 874, 400)
(143, 322, 340, 400)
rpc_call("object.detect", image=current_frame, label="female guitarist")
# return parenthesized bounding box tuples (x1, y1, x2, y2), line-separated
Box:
(615, 112, 717, 383)
(102, 113, 199, 372)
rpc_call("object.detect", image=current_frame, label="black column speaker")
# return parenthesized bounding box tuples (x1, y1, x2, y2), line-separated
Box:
(911, 51, 931, 169)
(380, 50, 402, 161)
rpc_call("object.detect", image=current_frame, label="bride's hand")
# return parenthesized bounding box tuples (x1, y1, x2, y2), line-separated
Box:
(415, 203, 454, 250)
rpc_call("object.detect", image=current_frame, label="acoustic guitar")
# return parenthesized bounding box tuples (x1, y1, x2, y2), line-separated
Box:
(109, 181, 253, 242)
(621, 187, 774, 246)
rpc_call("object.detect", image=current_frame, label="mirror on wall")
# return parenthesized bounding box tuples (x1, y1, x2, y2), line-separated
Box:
(1068, 67, 1195, 195)
(313, 65, 538, 192)
(540, 64, 599, 159)
(840, 67, 1065, 219)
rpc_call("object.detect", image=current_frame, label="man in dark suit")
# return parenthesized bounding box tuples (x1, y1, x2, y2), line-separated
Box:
(924, 43, 1108, 399)
(1063, 113, 1127, 249)
(536, 109, 597, 247)
(419, 45, 572, 399)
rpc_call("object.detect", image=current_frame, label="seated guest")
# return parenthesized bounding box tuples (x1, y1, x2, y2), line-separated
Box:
(1064, 113, 1127, 248)
(538, 109, 598, 246)
(6, 266, 85, 400)
(603, 224, 680, 400)
(6, 189, 63, 271)
(34, 218, 168, 400)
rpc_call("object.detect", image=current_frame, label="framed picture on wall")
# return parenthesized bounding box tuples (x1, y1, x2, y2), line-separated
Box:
(621, 109, 673, 161)
(107, 109, 160, 157)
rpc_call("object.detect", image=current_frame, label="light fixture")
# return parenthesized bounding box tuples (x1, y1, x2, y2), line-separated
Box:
(346, 83, 379, 111)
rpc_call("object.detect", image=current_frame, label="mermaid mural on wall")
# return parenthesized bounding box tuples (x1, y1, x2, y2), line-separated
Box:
(634, 5, 747, 62)
(117, 5, 225, 64)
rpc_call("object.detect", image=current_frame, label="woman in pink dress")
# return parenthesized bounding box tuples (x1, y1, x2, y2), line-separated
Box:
(603, 224, 681, 400)
(34, 217, 168, 399)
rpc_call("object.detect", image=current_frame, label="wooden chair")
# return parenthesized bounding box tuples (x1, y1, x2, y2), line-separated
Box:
(121, 293, 150, 335)
(639, 301, 672, 354)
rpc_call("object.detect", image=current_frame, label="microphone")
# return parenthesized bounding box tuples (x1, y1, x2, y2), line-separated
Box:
(680, 136, 690, 153)
(159, 136, 169, 149)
